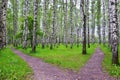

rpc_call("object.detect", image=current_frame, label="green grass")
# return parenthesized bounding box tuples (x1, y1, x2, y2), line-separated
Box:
(0, 48, 33, 80)
(100, 44, 120, 78)
(18, 44, 97, 71)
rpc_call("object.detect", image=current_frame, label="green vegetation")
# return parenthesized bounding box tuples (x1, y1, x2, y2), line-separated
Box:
(18, 44, 97, 71)
(100, 45, 120, 78)
(0, 48, 33, 80)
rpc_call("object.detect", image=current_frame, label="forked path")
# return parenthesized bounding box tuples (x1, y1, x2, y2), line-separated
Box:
(12, 48, 120, 80)
(12, 49, 73, 80)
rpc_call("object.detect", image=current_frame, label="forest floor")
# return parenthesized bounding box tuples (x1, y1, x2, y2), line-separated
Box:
(12, 48, 120, 80)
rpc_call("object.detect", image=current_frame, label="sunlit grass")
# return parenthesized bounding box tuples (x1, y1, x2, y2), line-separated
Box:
(18, 44, 97, 71)
(0, 48, 33, 80)
(100, 44, 120, 78)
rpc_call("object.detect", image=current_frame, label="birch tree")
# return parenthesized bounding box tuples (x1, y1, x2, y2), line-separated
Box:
(0, 0, 8, 49)
(97, 0, 101, 44)
(102, 0, 106, 45)
(81, 0, 87, 54)
(22, 0, 29, 49)
(109, 0, 119, 64)
(50, 0, 57, 49)
(86, 0, 90, 48)
(12, 0, 19, 46)
(32, 0, 39, 52)
(74, 0, 80, 47)
(42, 0, 47, 49)
(91, 0, 95, 44)
(70, 0, 73, 49)
(63, 0, 68, 48)
(108, 0, 111, 48)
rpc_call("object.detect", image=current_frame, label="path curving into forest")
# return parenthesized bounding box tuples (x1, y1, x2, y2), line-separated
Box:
(12, 48, 74, 80)
(12, 48, 120, 80)
(77, 48, 120, 80)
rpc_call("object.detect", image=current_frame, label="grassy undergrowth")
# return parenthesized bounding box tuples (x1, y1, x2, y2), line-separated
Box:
(100, 45, 120, 78)
(0, 48, 33, 80)
(18, 44, 97, 71)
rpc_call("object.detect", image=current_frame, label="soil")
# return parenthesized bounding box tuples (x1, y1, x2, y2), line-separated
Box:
(12, 48, 120, 80)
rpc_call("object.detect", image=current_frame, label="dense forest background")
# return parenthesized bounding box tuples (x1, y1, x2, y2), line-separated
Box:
(1, 0, 120, 80)
(0, 0, 120, 64)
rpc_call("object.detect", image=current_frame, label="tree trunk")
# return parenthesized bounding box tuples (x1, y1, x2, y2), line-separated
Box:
(86, 0, 90, 48)
(108, 0, 111, 48)
(97, 0, 101, 44)
(75, 0, 79, 47)
(22, 0, 29, 49)
(32, 0, 38, 52)
(102, 0, 106, 45)
(70, 0, 73, 49)
(63, 0, 68, 48)
(77, 29, 79, 47)
(109, 0, 119, 65)
(0, 0, 8, 49)
(50, 0, 57, 49)
(13, 0, 18, 47)
(81, 0, 87, 54)
(91, 0, 95, 44)
(42, 0, 47, 49)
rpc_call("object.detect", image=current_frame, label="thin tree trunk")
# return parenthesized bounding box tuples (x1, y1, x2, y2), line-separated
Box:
(77, 28, 79, 47)
(75, 0, 79, 47)
(91, 0, 95, 44)
(23, 0, 29, 49)
(102, 0, 106, 45)
(108, 0, 111, 48)
(50, 0, 57, 49)
(87, 0, 90, 48)
(81, 0, 87, 54)
(70, 0, 73, 49)
(13, 0, 18, 47)
(63, 0, 68, 48)
(42, 0, 47, 49)
(97, 0, 101, 44)
(32, 0, 38, 52)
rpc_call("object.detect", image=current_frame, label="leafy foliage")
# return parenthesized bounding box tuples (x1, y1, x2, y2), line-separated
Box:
(16, 16, 43, 41)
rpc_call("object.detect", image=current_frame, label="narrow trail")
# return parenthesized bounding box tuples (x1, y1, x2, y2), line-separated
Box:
(12, 48, 120, 80)
(12, 49, 73, 80)
(77, 48, 119, 80)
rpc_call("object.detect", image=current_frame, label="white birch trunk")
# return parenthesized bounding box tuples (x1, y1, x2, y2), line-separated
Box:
(22, 0, 29, 49)
(32, 0, 38, 52)
(0, 0, 8, 49)
(109, 0, 119, 64)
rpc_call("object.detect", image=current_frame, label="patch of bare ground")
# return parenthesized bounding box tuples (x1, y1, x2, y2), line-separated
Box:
(12, 48, 120, 80)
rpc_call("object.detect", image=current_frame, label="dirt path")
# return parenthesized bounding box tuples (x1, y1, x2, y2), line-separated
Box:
(12, 49, 73, 80)
(77, 48, 120, 80)
(12, 48, 120, 80)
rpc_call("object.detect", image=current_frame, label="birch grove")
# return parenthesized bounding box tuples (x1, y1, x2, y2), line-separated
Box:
(0, 0, 120, 65)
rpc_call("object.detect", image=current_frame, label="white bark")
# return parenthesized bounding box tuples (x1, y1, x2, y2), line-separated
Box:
(109, 0, 119, 64)
(23, 0, 29, 49)
(0, 0, 8, 49)
(102, 0, 106, 45)
(32, 0, 38, 52)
